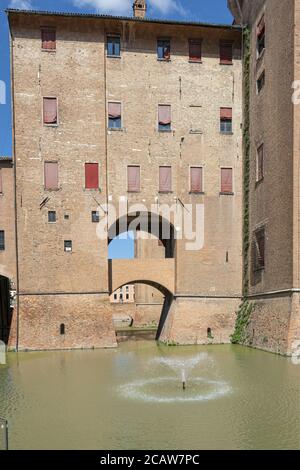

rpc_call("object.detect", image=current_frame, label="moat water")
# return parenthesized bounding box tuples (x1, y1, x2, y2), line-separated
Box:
(1, 341, 300, 450)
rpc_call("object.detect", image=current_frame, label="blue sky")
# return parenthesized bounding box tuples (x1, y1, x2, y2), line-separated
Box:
(0, 0, 232, 259)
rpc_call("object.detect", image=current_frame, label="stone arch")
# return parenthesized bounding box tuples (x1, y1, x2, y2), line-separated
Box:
(107, 211, 176, 258)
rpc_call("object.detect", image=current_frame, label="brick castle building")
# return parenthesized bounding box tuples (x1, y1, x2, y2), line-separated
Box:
(0, 0, 298, 355)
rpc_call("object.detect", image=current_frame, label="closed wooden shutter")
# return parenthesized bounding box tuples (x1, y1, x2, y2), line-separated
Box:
(189, 40, 202, 62)
(190, 167, 202, 192)
(221, 168, 233, 193)
(44, 162, 58, 190)
(128, 166, 140, 192)
(43, 98, 57, 124)
(85, 163, 99, 189)
(220, 41, 233, 64)
(220, 108, 232, 120)
(159, 166, 172, 192)
(42, 28, 56, 50)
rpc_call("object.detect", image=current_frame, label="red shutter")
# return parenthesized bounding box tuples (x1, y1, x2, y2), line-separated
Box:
(257, 16, 265, 37)
(44, 162, 58, 190)
(220, 107, 232, 120)
(158, 105, 171, 125)
(128, 166, 140, 192)
(43, 98, 57, 124)
(85, 163, 99, 189)
(221, 168, 233, 193)
(108, 102, 121, 119)
(220, 42, 233, 64)
(190, 167, 202, 192)
(42, 28, 56, 50)
(189, 40, 202, 62)
(159, 166, 172, 192)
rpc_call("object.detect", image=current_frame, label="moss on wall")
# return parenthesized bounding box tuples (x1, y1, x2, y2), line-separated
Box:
(231, 299, 253, 344)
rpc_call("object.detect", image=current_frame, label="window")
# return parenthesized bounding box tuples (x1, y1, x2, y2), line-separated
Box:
(253, 228, 265, 270)
(220, 41, 233, 65)
(257, 144, 264, 182)
(48, 211, 56, 223)
(0, 169, 3, 194)
(43, 97, 58, 125)
(257, 15, 265, 57)
(64, 214, 69, 220)
(189, 39, 202, 62)
(127, 166, 140, 192)
(107, 35, 121, 57)
(158, 105, 171, 131)
(44, 162, 58, 190)
(120, 293, 123, 301)
(92, 211, 100, 223)
(85, 163, 99, 190)
(159, 166, 172, 193)
(0, 231, 5, 251)
(157, 39, 170, 60)
(257, 70, 265, 93)
(41, 28, 56, 51)
(126, 286, 129, 292)
(60, 324, 65, 335)
(221, 168, 233, 194)
(114, 293, 117, 300)
(64, 240, 72, 252)
(108, 102, 122, 129)
(220, 108, 232, 134)
(190, 167, 203, 193)
(126, 294, 129, 300)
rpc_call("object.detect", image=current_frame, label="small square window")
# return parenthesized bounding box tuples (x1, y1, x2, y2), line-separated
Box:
(64, 240, 72, 252)
(48, 211, 56, 223)
(107, 36, 121, 57)
(64, 214, 69, 220)
(157, 39, 170, 60)
(92, 211, 100, 223)
(0, 231, 5, 251)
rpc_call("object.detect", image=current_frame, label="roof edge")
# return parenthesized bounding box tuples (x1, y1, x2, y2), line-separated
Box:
(6, 8, 242, 30)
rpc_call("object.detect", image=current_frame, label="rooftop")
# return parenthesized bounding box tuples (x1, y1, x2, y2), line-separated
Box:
(6, 8, 242, 31)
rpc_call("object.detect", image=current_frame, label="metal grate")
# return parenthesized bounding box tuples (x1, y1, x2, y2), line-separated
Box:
(0, 417, 8, 450)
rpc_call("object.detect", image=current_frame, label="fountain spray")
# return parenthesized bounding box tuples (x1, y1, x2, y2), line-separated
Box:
(182, 370, 186, 390)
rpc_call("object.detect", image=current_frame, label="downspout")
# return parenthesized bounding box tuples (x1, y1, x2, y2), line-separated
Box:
(7, 13, 20, 352)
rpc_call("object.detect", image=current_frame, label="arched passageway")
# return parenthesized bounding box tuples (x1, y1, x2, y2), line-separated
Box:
(0, 275, 12, 344)
(108, 211, 176, 259)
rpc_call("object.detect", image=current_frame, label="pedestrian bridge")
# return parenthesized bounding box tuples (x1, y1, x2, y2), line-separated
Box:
(109, 259, 175, 295)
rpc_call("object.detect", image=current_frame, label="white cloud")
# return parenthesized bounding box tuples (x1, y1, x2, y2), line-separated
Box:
(72, 0, 186, 17)
(9, 0, 33, 9)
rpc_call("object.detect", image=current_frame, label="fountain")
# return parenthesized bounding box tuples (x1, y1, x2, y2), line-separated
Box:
(118, 352, 232, 403)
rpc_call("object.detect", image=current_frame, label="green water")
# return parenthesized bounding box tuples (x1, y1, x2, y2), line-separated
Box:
(1, 342, 300, 450)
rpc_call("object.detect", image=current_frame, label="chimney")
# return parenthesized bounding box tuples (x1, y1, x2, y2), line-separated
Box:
(133, 0, 147, 19)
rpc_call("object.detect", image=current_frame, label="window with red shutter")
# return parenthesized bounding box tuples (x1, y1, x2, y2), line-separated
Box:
(189, 39, 202, 62)
(159, 166, 172, 192)
(43, 97, 58, 125)
(220, 107, 233, 133)
(158, 105, 171, 131)
(127, 166, 140, 192)
(190, 167, 203, 193)
(221, 168, 233, 194)
(42, 28, 56, 51)
(220, 41, 233, 65)
(85, 163, 99, 190)
(44, 162, 58, 190)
